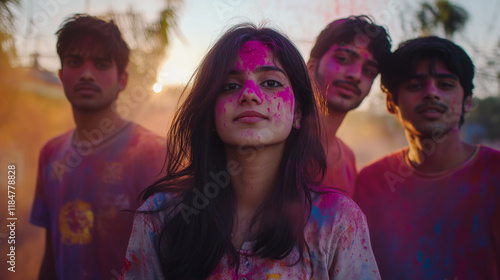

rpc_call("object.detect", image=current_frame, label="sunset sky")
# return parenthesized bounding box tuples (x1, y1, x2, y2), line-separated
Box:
(12, 0, 500, 96)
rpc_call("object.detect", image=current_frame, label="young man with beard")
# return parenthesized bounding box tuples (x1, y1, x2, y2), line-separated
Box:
(354, 36, 500, 279)
(30, 14, 165, 280)
(307, 15, 391, 196)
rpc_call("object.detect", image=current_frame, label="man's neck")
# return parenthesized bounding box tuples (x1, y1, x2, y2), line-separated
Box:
(72, 107, 126, 145)
(320, 109, 347, 147)
(405, 128, 476, 173)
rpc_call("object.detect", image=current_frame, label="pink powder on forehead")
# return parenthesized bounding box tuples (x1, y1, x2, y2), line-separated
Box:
(236, 40, 273, 71)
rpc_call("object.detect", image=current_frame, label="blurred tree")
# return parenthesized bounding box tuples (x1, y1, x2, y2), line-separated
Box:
(416, 0, 468, 38)
(101, 0, 183, 88)
(466, 97, 500, 140)
(0, 0, 20, 69)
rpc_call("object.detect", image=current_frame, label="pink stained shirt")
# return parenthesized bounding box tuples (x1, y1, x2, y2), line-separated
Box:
(121, 187, 381, 279)
(320, 137, 357, 197)
(354, 145, 500, 280)
(30, 122, 166, 280)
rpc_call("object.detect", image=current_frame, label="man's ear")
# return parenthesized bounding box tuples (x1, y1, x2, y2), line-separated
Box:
(58, 69, 62, 81)
(386, 93, 397, 114)
(306, 58, 318, 77)
(463, 95, 473, 113)
(118, 71, 128, 92)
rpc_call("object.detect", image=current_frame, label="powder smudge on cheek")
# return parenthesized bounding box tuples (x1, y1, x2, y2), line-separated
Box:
(273, 111, 282, 122)
(275, 86, 294, 111)
(215, 98, 231, 131)
(273, 86, 295, 124)
(450, 97, 461, 114)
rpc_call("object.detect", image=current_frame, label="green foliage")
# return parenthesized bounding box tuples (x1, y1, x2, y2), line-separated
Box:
(416, 0, 468, 38)
(0, 0, 20, 69)
(99, 0, 183, 92)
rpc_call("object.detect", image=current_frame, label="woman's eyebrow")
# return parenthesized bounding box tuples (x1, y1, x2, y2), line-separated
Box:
(228, 65, 286, 76)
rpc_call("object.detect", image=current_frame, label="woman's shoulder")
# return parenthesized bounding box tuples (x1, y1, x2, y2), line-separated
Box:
(137, 191, 180, 212)
(309, 185, 366, 224)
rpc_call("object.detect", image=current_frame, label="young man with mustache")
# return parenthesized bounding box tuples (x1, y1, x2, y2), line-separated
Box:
(354, 36, 500, 279)
(30, 14, 165, 280)
(307, 15, 391, 196)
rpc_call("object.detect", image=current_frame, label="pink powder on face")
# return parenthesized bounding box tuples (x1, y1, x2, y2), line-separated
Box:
(236, 41, 272, 72)
(451, 98, 461, 114)
(241, 80, 264, 101)
(215, 99, 228, 131)
(241, 130, 255, 137)
(273, 112, 282, 122)
(275, 87, 294, 111)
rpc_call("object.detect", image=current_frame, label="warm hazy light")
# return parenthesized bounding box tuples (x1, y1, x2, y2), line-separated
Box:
(153, 83, 163, 93)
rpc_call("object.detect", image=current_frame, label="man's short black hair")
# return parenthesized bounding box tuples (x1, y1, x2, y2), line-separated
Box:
(56, 14, 130, 74)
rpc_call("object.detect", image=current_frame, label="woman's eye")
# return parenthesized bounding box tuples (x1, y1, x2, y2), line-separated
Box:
(222, 83, 241, 92)
(262, 80, 283, 88)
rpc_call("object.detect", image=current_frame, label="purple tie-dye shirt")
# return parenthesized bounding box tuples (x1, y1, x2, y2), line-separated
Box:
(30, 122, 165, 280)
(122, 187, 381, 279)
(354, 145, 500, 279)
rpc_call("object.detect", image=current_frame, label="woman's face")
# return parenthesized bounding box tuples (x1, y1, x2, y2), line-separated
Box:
(214, 40, 297, 149)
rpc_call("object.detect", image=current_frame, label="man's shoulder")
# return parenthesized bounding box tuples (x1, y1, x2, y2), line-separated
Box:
(336, 137, 355, 157)
(478, 145, 500, 159)
(472, 145, 500, 172)
(125, 122, 165, 149)
(359, 149, 406, 176)
(40, 130, 73, 153)
(129, 122, 163, 139)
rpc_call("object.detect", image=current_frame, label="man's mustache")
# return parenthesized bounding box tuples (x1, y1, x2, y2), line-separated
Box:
(331, 80, 362, 96)
(74, 82, 102, 93)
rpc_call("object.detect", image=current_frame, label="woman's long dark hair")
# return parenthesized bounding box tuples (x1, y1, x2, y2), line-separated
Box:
(141, 23, 326, 279)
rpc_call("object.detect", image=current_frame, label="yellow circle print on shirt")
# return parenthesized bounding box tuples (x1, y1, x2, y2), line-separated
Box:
(59, 199, 94, 245)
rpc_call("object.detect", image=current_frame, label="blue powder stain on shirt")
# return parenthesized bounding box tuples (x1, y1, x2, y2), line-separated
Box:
(417, 251, 423, 263)
(471, 215, 479, 232)
(434, 220, 441, 234)
(310, 205, 327, 227)
(311, 251, 317, 261)
(477, 238, 488, 247)
(423, 258, 430, 269)
(458, 183, 469, 195)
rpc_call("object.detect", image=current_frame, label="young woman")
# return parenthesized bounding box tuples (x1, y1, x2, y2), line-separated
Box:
(122, 24, 380, 280)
